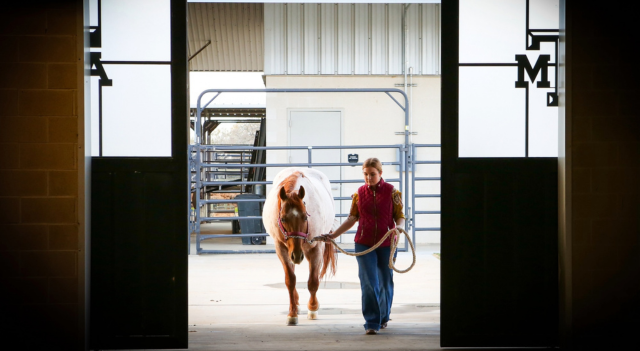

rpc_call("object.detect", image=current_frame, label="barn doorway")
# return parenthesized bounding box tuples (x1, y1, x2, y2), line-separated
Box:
(184, 1, 442, 348)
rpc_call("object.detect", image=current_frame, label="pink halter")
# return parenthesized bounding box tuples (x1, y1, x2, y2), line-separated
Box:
(278, 211, 311, 242)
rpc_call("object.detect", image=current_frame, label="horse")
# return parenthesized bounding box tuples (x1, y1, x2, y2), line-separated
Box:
(262, 168, 338, 325)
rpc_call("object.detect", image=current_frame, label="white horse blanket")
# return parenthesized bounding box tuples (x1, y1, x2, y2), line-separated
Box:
(262, 168, 339, 243)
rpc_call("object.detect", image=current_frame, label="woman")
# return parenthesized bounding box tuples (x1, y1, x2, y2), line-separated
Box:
(322, 157, 405, 335)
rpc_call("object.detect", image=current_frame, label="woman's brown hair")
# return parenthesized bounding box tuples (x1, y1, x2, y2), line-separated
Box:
(362, 157, 383, 173)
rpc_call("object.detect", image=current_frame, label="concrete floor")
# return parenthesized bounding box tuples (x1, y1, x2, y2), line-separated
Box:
(121, 225, 543, 350)
(173, 222, 443, 350)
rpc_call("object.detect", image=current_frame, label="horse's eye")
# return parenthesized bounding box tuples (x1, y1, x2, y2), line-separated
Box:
(303, 216, 308, 221)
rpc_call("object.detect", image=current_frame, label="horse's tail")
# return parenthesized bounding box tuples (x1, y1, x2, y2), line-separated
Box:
(320, 241, 337, 279)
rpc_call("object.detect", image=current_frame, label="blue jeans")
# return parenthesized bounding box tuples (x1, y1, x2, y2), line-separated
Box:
(355, 243, 396, 331)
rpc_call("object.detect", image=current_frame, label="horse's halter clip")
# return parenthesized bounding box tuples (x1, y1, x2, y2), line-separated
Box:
(278, 209, 312, 244)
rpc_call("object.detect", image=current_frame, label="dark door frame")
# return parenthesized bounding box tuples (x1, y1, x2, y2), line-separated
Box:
(87, 0, 189, 349)
(441, 0, 559, 347)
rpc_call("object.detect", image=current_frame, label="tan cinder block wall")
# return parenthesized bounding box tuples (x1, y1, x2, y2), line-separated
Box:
(564, 2, 640, 349)
(0, 1, 83, 349)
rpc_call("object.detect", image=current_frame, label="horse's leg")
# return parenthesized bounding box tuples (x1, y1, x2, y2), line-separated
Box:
(305, 244, 322, 320)
(276, 241, 299, 325)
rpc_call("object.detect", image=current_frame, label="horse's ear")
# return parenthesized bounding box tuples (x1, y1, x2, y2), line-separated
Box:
(298, 186, 305, 200)
(279, 186, 288, 201)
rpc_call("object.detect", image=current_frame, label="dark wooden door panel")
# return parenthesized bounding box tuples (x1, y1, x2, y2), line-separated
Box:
(91, 166, 187, 349)
(442, 162, 558, 347)
(89, 0, 188, 349)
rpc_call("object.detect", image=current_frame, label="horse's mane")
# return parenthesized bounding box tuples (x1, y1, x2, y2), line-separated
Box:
(281, 171, 303, 195)
(278, 171, 304, 210)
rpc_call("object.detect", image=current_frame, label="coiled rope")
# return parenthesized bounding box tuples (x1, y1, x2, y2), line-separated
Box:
(312, 228, 416, 273)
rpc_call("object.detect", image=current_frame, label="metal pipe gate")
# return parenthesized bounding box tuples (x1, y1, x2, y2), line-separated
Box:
(189, 88, 441, 254)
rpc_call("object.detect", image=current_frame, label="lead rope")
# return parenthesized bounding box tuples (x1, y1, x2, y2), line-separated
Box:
(312, 228, 416, 274)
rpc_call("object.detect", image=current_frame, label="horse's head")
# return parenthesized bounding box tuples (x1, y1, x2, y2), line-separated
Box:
(279, 185, 308, 264)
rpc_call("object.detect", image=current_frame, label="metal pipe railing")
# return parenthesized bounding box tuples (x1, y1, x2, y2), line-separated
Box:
(410, 144, 442, 246)
(191, 145, 407, 254)
(193, 88, 411, 255)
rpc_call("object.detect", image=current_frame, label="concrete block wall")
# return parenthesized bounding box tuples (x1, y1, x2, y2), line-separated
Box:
(563, 2, 640, 349)
(0, 1, 82, 349)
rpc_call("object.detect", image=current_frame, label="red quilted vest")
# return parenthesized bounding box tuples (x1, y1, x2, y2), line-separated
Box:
(355, 178, 396, 247)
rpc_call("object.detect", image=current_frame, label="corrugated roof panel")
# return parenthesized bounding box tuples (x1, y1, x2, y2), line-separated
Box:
(337, 4, 353, 74)
(187, 3, 207, 70)
(287, 4, 303, 74)
(215, 3, 231, 70)
(254, 5, 265, 70)
(234, 4, 249, 70)
(303, 4, 319, 74)
(188, 2, 264, 72)
(370, 4, 387, 74)
(354, 3, 370, 74)
(320, 3, 336, 74)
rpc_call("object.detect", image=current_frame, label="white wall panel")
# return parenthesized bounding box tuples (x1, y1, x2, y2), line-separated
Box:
(286, 4, 303, 74)
(264, 3, 441, 76)
(337, 4, 354, 74)
(354, 3, 370, 74)
(303, 4, 319, 74)
(406, 4, 421, 74)
(264, 3, 285, 74)
(387, 4, 403, 75)
(320, 3, 336, 74)
(422, 3, 440, 74)
(370, 4, 387, 74)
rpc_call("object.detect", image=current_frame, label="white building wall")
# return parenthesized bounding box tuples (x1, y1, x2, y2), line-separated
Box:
(264, 3, 441, 76)
(264, 75, 441, 244)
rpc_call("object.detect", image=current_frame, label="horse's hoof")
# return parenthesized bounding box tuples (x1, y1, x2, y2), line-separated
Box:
(307, 310, 318, 320)
(287, 316, 298, 325)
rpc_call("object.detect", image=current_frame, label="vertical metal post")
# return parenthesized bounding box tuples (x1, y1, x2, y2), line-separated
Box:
(240, 151, 244, 193)
(188, 145, 192, 255)
(404, 93, 410, 242)
(398, 144, 407, 251)
(398, 145, 403, 207)
(195, 101, 202, 254)
(307, 146, 313, 168)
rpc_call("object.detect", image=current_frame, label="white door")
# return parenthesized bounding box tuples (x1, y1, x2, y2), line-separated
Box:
(289, 110, 342, 226)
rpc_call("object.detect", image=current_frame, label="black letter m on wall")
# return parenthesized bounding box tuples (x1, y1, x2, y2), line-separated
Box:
(515, 54, 550, 88)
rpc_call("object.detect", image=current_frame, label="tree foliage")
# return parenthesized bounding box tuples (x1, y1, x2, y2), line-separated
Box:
(210, 123, 259, 145)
